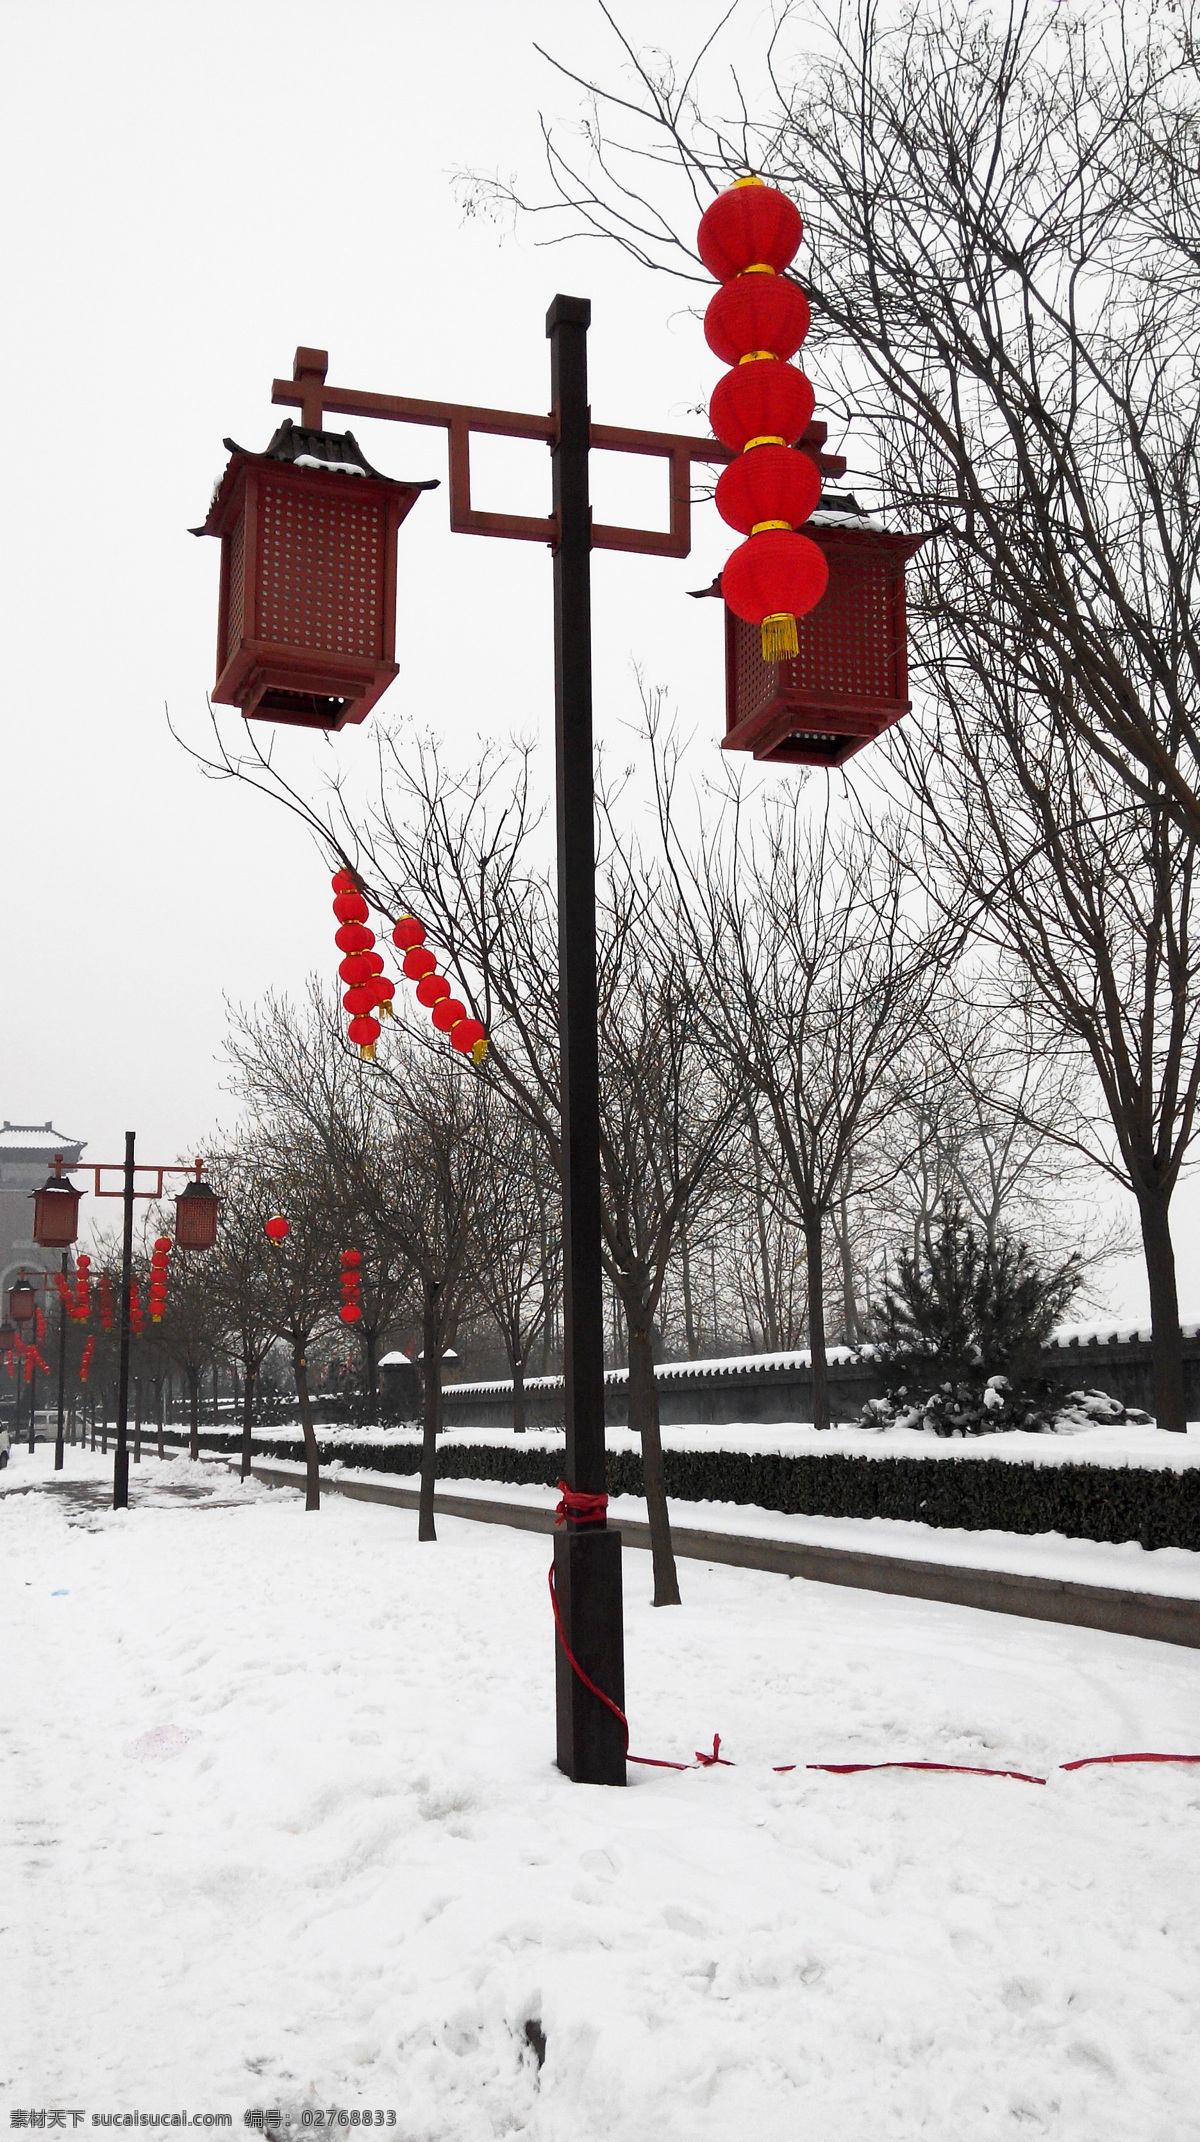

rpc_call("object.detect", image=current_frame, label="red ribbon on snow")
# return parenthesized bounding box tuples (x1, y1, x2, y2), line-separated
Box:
(1059, 1752, 1200, 1772)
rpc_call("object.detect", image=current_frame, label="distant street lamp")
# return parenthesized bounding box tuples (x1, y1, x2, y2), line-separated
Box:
(59, 1141, 222, 1508)
(31, 1155, 83, 1471)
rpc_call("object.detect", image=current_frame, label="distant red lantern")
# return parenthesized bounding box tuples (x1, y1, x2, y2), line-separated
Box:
(264, 1215, 290, 1242)
(341, 1248, 362, 1268)
(31, 1158, 82, 1249)
(340, 1302, 363, 1325)
(192, 412, 434, 731)
(175, 1176, 220, 1251)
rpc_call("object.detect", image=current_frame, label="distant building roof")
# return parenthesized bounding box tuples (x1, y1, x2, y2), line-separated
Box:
(378, 1350, 413, 1368)
(0, 1121, 85, 1156)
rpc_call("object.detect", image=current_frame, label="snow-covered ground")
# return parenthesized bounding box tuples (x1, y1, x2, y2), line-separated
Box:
(5, 1445, 1200, 2140)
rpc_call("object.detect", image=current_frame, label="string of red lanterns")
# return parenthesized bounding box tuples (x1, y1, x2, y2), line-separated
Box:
(72, 1254, 91, 1323)
(149, 1236, 171, 1322)
(98, 1272, 114, 1333)
(129, 1280, 144, 1340)
(700, 176, 828, 662)
(391, 912, 488, 1063)
(332, 868, 384, 1062)
(80, 1334, 95, 1384)
(339, 1247, 363, 1325)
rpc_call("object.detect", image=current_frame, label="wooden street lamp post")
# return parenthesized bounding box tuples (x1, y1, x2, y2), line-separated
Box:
(60, 1145, 221, 1509)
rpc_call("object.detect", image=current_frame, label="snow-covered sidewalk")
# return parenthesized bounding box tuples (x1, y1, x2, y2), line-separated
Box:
(4, 1447, 1200, 2139)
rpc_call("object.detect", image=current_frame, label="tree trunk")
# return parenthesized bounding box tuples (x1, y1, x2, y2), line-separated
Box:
(1137, 1188, 1187, 1432)
(362, 1328, 379, 1427)
(804, 1213, 831, 1433)
(156, 1377, 164, 1461)
(187, 1370, 200, 1461)
(750, 1117, 779, 1351)
(240, 1360, 256, 1479)
(418, 1281, 442, 1541)
(625, 1304, 681, 1608)
(838, 1185, 860, 1347)
(293, 1343, 320, 1510)
(680, 1225, 699, 1359)
(101, 1392, 108, 1455)
(512, 1354, 526, 1434)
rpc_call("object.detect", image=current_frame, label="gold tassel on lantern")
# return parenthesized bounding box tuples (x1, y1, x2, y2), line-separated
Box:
(359, 1042, 376, 1063)
(761, 612, 799, 661)
(471, 1037, 489, 1065)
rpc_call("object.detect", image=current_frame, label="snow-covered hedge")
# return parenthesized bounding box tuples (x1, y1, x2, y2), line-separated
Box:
(160, 1428, 1200, 1551)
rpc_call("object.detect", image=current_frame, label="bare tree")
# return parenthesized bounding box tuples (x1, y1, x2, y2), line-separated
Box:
(657, 766, 950, 1430)
(496, 0, 1200, 842)
(471, 1113, 561, 1429)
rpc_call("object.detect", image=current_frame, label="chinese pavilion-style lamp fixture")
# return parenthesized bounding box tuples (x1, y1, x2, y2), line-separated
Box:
(8, 1280, 36, 1328)
(192, 390, 436, 731)
(174, 1169, 221, 1251)
(700, 494, 926, 768)
(31, 1155, 82, 1249)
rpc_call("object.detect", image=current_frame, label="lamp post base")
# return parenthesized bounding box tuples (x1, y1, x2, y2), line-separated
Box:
(553, 1526, 626, 1786)
(113, 1440, 129, 1511)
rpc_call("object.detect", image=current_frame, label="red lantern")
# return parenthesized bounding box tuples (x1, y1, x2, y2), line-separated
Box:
(335, 921, 374, 955)
(332, 891, 369, 925)
(80, 1335, 95, 1385)
(129, 1282, 144, 1338)
(392, 914, 425, 950)
(338, 952, 375, 984)
(348, 1013, 381, 1061)
(264, 1215, 290, 1242)
(341, 1249, 362, 1268)
(450, 1018, 488, 1064)
(722, 529, 829, 660)
(98, 1273, 114, 1331)
(709, 361, 815, 456)
(698, 177, 803, 282)
(416, 972, 450, 1008)
(402, 947, 437, 981)
(715, 445, 821, 536)
(340, 1302, 363, 1325)
(432, 996, 467, 1033)
(343, 984, 377, 1015)
(193, 413, 434, 731)
(704, 276, 811, 367)
(331, 868, 358, 894)
(175, 1177, 220, 1251)
(373, 976, 396, 1020)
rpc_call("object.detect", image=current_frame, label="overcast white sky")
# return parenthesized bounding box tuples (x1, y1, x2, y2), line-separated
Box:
(0, 0, 1189, 1324)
